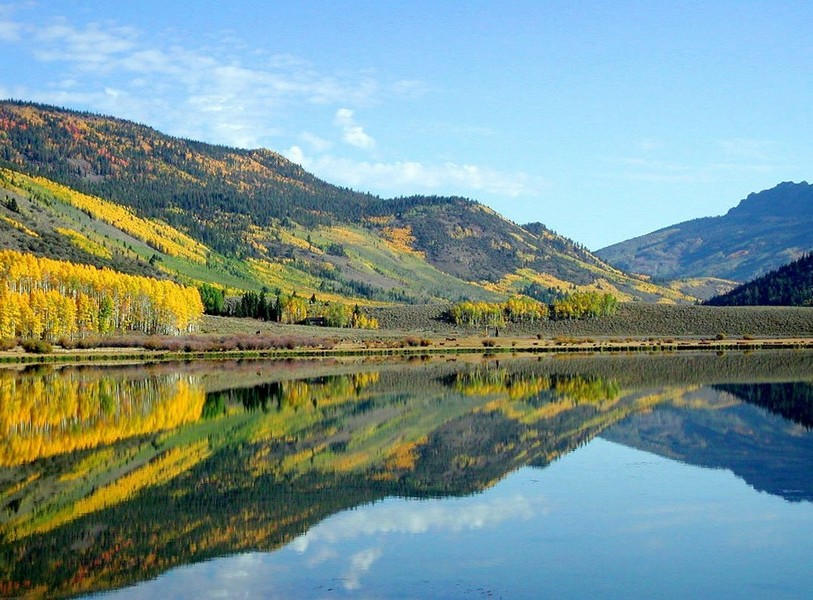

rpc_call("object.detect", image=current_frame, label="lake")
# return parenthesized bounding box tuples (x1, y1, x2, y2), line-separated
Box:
(2, 351, 813, 599)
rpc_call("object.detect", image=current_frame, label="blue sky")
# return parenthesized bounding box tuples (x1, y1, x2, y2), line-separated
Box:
(1, 1, 811, 249)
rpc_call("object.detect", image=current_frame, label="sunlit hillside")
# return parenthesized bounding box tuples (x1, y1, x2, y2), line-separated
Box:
(0, 101, 690, 304)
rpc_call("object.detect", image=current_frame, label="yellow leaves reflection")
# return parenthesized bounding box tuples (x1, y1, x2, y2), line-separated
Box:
(0, 369, 205, 466)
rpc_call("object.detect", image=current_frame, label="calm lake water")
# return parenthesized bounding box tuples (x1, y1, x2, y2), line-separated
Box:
(2, 351, 813, 599)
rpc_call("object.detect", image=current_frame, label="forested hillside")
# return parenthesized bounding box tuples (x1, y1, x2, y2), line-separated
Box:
(0, 101, 688, 303)
(705, 252, 813, 306)
(597, 181, 813, 283)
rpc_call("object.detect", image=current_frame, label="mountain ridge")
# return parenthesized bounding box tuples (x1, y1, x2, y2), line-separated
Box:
(0, 100, 688, 303)
(596, 181, 813, 283)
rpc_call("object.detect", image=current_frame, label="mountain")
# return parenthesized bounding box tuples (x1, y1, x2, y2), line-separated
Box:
(0, 100, 687, 303)
(596, 181, 813, 283)
(705, 252, 813, 306)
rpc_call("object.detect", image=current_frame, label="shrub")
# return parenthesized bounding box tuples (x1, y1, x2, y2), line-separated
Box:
(715, 332, 727, 340)
(76, 336, 102, 349)
(22, 339, 53, 354)
(57, 336, 77, 349)
(0, 338, 16, 351)
(482, 339, 496, 347)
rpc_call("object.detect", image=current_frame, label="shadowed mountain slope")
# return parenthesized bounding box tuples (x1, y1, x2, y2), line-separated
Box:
(597, 181, 813, 283)
(705, 252, 813, 306)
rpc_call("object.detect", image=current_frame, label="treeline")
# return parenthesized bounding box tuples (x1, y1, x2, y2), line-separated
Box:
(551, 291, 618, 320)
(450, 296, 549, 328)
(705, 252, 813, 307)
(449, 292, 618, 328)
(200, 285, 379, 329)
(0, 250, 204, 342)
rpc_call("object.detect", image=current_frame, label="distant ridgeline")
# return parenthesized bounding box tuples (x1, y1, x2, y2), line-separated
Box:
(597, 181, 813, 283)
(0, 250, 203, 342)
(705, 252, 813, 306)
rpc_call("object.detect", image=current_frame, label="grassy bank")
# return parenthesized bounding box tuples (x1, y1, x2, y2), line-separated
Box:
(1, 303, 813, 365)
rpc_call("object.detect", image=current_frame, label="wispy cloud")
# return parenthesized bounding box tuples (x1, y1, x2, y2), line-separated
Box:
(300, 132, 333, 152)
(285, 148, 547, 198)
(343, 548, 382, 591)
(292, 494, 534, 553)
(335, 108, 376, 150)
(33, 20, 139, 67)
(0, 8, 543, 204)
(0, 13, 385, 148)
(601, 137, 798, 185)
(391, 78, 430, 98)
(602, 156, 703, 183)
(0, 19, 19, 41)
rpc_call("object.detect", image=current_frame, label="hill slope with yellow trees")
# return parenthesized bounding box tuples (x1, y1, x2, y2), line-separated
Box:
(0, 100, 690, 304)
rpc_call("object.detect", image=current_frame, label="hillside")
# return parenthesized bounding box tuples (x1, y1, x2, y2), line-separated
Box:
(0, 100, 687, 303)
(705, 252, 813, 306)
(596, 181, 813, 283)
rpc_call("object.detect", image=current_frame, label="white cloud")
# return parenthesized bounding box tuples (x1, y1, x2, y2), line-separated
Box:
(0, 8, 546, 207)
(285, 148, 545, 198)
(33, 21, 139, 68)
(0, 19, 19, 41)
(0, 11, 390, 149)
(286, 145, 306, 165)
(300, 132, 333, 152)
(334, 107, 376, 150)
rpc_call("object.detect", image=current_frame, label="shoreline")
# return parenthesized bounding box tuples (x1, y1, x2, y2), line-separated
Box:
(3, 303, 813, 366)
(3, 334, 813, 366)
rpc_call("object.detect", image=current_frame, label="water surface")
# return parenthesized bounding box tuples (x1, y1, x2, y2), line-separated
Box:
(1, 352, 813, 598)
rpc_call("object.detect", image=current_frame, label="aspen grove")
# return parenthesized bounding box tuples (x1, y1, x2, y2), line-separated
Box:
(0, 250, 204, 341)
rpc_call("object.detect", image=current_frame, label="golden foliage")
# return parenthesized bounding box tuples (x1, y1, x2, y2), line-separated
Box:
(0, 215, 38, 237)
(384, 437, 427, 471)
(381, 226, 425, 258)
(0, 249, 204, 339)
(364, 215, 394, 226)
(59, 448, 116, 482)
(55, 227, 112, 259)
(10, 440, 211, 539)
(9, 170, 208, 263)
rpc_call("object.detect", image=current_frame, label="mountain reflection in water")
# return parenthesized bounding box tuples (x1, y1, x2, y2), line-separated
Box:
(1, 351, 813, 598)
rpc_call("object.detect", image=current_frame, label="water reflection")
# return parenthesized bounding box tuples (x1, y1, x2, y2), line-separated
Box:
(0, 365, 205, 467)
(0, 352, 812, 598)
